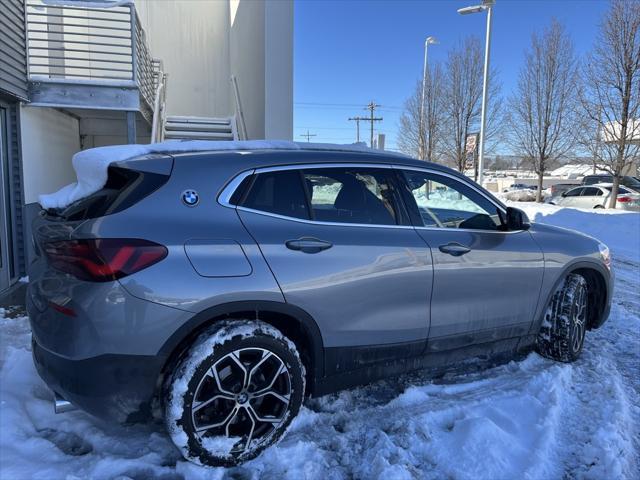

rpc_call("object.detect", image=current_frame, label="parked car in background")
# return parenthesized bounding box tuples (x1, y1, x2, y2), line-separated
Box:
(551, 184, 640, 211)
(503, 183, 533, 193)
(548, 183, 579, 199)
(582, 174, 640, 193)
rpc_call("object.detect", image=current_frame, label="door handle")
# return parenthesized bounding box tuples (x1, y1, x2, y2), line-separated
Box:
(285, 237, 333, 254)
(438, 242, 471, 256)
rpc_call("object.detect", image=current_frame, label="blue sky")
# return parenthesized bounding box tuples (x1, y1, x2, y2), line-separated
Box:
(293, 0, 610, 152)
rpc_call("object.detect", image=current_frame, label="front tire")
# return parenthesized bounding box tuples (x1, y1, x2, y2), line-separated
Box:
(165, 320, 305, 466)
(536, 274, 588, 362)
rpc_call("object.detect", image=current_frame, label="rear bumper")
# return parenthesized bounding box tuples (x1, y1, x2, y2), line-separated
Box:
(31, 335, 165, 423)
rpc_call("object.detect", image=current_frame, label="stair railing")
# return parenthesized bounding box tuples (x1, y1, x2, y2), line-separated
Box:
(150, 70, 167, 143)
(231, 75, 248, 140)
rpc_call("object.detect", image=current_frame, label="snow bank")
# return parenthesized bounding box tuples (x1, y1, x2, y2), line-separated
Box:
(499, 189, 538, 202)
(38, 140, 376, 210)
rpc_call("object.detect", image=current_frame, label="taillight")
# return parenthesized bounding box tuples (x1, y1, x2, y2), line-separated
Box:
(44, 239, 167, 282)
(617, 195, 632, 203)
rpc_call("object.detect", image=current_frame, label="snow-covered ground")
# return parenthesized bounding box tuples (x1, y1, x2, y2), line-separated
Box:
(1, 203, 638, 480)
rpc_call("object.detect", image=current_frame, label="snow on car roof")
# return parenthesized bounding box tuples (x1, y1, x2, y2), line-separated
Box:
(38, 140, 390, 210)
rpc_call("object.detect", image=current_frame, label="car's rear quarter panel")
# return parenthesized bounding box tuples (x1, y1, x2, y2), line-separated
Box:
(72, 152, 285, 320)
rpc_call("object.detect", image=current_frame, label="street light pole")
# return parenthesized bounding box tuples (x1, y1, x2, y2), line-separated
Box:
(458, 0, 494, 186)
(419, 36, 438, 161)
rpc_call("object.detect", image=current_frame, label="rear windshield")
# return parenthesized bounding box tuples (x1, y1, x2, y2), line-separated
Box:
(603, 186, 632, 194)
(48, 166, 169, 221)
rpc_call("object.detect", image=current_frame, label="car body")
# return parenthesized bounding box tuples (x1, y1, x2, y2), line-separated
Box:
(547, 182, 580, 201)
(502, 182, 532, 193)
(26, 146, 614, 462)
(553, 183, 640, 211)
(582, 174, 640, 193)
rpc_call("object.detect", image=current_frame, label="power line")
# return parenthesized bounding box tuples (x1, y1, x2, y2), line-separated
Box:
(299, 130, 317, 142)
(295, 101, 403, 111)
(296, 126, 354, 131)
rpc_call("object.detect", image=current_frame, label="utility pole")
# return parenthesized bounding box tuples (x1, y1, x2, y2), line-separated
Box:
(420, 36, 438, 160)
(348, 116, 366, 143)
(364, 101, 383, 148)
(299, 130, 316, 142)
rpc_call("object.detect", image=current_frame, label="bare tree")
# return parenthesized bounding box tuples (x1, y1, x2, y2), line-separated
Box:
(397, 64, 444, 162)
(579, 0, 640, 208)
(508, 20, 579, 202)
(441, 37, 502, 174)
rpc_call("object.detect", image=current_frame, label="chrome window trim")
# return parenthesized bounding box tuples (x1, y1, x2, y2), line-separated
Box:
(218, 169, 255, 207)
(218, 162, 526, 234)
(236, 206, 415, 230)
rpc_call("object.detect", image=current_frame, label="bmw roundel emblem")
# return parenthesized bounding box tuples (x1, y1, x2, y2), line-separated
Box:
(182, 189, 199, 207)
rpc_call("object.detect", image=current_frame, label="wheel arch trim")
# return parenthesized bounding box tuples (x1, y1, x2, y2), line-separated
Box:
(157, 300, 325, 390)
(532, 259, 611, 334)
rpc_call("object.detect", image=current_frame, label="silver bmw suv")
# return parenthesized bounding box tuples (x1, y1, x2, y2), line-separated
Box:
(27, 145, 613, 466)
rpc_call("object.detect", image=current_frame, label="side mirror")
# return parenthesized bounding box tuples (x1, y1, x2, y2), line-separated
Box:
(561, 192, 567, 197)
(506, 207, 530, 231)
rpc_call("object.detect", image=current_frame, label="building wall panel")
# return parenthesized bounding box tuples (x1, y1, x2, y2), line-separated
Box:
(0, 0, 28, 99)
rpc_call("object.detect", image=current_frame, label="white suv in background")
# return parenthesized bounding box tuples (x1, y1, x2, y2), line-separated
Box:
(552, 183, 640, 211)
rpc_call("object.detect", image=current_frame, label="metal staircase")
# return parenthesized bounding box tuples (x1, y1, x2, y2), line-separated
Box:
(163, 116, 237, 141)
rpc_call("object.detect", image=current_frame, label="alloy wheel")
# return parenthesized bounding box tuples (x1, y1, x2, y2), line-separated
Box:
(571, 283, 588, 353)
(190, 347, 292, 454)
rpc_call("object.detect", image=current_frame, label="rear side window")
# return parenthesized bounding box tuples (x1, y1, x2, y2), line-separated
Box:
(54, 166, 169, 221)
(581, 187, 601, 196)
(241, 170, 309, 219)
(302, 168, 402, 225)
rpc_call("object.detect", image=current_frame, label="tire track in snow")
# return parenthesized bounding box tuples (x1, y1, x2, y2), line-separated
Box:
(550, 258, 639, 479)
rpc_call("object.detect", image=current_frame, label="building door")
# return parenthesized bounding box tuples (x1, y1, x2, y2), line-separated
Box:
(0, 105, 14, 292)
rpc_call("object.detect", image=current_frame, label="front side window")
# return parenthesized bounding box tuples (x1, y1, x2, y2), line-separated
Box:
(302, 168, 402, 225)
(402, 170, 503, 230)
(564, 187, 583, 197)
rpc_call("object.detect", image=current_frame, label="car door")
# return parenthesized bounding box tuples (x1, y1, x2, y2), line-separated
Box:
(560, 187, 584, 207)
(580, 187, 603, 208)
(234, 164, 433, 367)
(397, 168, 545, 352)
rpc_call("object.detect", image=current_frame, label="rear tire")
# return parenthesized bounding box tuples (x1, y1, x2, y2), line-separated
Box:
(164, 320, 305, 466)
(536, 274, 588, 363)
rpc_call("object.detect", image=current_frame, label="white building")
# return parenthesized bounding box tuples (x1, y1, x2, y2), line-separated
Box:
(0, 0, 293, 295)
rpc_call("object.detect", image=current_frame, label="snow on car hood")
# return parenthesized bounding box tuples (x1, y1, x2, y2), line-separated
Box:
(38, 140, 374, 210)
